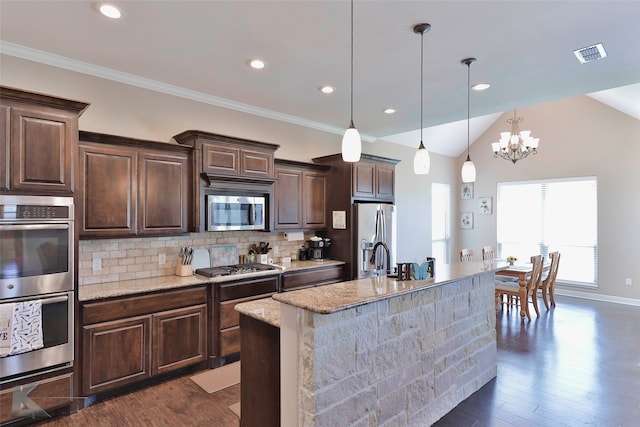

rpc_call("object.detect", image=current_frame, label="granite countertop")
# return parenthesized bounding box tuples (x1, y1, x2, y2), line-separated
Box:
(78, 259, 345, 301)
(234, 297, 281, 328)
(272, 261, 508, 314)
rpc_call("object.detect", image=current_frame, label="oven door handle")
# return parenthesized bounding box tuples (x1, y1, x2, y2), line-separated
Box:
(0, 223, 70, 231)
(41, 295, 69, 305)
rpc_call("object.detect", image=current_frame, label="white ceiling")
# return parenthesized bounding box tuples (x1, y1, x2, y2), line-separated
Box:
(1, 1, 638, 157)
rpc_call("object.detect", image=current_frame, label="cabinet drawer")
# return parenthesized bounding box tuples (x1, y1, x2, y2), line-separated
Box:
(220, 326, 241, 356)
(1, 373, 72, 424)
(220, 294, 275, 330)
(83, 286, 207, 324)
(281, 266, 344, 291)
(219, 276, 278, 301)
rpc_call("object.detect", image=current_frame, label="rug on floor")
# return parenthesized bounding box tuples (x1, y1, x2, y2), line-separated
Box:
(190, 362, 240, 394)
(228, 402, 241, 417)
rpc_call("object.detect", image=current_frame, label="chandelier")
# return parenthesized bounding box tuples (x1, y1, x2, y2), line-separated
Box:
(491, 110, 540, 164)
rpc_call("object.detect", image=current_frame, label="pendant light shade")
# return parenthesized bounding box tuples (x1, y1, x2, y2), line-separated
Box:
(413, 23, 431, 175)
(413, 141, 431, 174)
(342, 120, 362, 162)
(342, 0, 361, 162)
(461, 57, 477, 183)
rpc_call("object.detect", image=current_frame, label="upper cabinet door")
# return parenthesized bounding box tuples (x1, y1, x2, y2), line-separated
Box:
(201, 142, 241, 176)
(274, 167, 303, 229)
(303, 171, 327, 228)
(241, 148, 273, 179)
(352, 162, 376, 199)
(0, 106, 8, 191)
(138, 151, 189, 235)
(9, 106, 76, 194)
(1, 86, 89, 196)
(78, 142, 137, 237)
(375, 163, 395, 201)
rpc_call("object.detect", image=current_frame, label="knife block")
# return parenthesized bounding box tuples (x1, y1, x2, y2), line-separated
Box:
(175, 257, 193, 276)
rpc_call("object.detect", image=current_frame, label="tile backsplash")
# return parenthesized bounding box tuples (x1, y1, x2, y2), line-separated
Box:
(78, 230, 316, 286)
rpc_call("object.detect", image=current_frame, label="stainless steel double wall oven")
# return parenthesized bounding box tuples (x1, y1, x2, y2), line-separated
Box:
(0, 195, 75, 381)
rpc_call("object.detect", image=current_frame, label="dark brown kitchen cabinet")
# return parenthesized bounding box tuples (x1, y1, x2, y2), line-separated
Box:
(280, 264, 344, 292)
(81, 286, 207, 395)
(78, 131, 190, 238)
(274, 159, 329, 230)
(0, 86, 89, 195)
(352, 160, 395, 201)
(173, 130, 279, 232)
(211, 275, 279, 367)
(313, 153, 398, 203)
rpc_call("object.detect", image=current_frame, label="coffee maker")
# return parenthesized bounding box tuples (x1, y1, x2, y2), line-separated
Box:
(305, 238, 332, 261)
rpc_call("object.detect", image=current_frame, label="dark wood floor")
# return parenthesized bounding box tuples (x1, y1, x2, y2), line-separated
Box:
(35, 295, 639, 426)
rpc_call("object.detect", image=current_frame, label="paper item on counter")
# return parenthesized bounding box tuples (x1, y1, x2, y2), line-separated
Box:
(284, 231, 304, 241)
(191, 249, 211, 270)
(0, 303, 15, 356)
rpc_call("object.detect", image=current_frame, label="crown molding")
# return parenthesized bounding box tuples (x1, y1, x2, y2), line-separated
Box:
(0, 41, 377, 143)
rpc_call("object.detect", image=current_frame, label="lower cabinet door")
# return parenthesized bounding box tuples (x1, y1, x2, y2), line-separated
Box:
(152, 304, 207, 375)
(82, 316, 152, 395)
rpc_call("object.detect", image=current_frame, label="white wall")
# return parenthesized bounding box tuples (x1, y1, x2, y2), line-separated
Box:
(456, 96, 640, 301)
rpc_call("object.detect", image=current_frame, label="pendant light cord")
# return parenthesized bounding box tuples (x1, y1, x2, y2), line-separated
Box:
(420, 29, 424, 143)
(349, 0, 354, 123)
(467, 61, 470, 160)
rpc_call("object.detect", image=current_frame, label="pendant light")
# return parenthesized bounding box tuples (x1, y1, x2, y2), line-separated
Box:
(341, 0, 361, 162)
(461, 58, 477, 183)
(413, 23, 431, 175)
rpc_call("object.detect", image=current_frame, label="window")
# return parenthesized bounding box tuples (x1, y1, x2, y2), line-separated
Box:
(432, 183, 451, 264)
(497, 177, 598, 286)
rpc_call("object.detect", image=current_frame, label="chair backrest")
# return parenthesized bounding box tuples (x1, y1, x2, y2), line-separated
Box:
(459, 248, 474, 262)
(542, 251, 561, 287)
(482, 246, 496, 261)
(526, 255, 544, 296)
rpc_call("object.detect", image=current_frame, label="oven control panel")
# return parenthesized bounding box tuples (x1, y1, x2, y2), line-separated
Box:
(1, 204, 69, 220)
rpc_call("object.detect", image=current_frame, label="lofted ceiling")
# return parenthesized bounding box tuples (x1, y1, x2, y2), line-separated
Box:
(1, 0, 638, 157)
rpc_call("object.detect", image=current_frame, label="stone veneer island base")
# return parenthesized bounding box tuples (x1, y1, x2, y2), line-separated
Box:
(272, 262, 501, 426)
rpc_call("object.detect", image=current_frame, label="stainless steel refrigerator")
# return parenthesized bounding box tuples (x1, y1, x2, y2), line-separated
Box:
(354, 203, 397, 278)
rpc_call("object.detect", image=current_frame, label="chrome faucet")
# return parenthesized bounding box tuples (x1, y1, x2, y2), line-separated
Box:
(371, 241, 391, 275)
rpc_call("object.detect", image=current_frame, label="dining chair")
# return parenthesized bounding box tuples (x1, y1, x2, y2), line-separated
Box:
(539, 251, 561, 309)
(459, 248, 474, 262)
(495, 254, 544, 320)
(481, 246, 496, 260)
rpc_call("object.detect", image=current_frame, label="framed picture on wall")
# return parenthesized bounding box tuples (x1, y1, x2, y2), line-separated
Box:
(461, 183, 474, 200)
(478, 197, 492, 215)
(461, 212, 473, 229)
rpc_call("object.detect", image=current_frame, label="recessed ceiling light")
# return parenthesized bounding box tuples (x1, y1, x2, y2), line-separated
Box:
(319, 86, 335, 94)
(573, 43, 607, 64)
(248, 59, 266, 70)
(472, 83, 490, 91)
(383, 108, 397, 114)
(99, 4, 122, 19)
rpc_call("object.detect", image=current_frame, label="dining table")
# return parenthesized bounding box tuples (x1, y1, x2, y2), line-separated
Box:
(496, 262, 550, 322)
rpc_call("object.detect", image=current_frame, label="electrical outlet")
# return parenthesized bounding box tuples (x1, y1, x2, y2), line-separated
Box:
(625, 278, 632, 286)
(273, 246, 279, 255)
(159, 253, 166, 265)
(92, 258, 102, 271)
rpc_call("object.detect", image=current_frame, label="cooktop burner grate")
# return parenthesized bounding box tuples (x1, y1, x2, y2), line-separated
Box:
(195, 263, 278, 278)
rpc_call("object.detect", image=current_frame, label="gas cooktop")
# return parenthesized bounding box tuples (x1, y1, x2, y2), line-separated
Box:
(195, 263, 279, 278)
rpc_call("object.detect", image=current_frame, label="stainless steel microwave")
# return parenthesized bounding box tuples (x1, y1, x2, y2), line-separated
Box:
(206, 194, 265, 231)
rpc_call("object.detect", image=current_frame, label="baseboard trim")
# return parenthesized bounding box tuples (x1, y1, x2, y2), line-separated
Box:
(555, 288, 640, 307)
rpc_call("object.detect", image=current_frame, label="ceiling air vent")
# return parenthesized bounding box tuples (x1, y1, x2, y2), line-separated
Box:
(573, 43, 607, 64)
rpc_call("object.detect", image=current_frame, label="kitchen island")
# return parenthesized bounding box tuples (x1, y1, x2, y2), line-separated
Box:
(237, 261, 505, 426)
